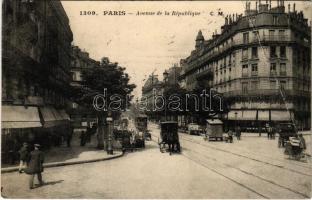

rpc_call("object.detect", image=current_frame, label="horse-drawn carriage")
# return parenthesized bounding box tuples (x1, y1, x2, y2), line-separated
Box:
(158, 121, 181, 155)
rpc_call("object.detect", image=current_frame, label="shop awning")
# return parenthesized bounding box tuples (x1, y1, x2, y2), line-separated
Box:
(258, 110, 269, 121)
(242, 110, 257, 120)
(271, 111, 292, 121)
(40, 107, 59, 128)
(40, 107, 70, 127)
(227, 111, 242, 120)
(1, 105, 42, 129)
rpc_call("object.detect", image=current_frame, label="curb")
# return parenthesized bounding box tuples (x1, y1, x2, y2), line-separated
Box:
(1, 151, 124, 174)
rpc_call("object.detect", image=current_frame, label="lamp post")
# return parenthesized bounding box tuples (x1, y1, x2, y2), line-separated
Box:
(234, 111, 238, 131)
(106, 114, 113, 155)
(163, 70, 169, 121)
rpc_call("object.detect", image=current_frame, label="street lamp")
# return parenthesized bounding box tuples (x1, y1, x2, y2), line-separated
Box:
(234, 111, 238, 131)
(106, 115, 113, 155)
(163, 70, 169, 121)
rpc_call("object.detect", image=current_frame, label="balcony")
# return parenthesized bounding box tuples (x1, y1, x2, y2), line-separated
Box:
(251, 71, 258, 77)
(223, 89, 311, 98)
(196, 69, 213, 80)
(270, 71, 277, 76)
(242, 72, 249, 77)
(184, 34, 301, 74)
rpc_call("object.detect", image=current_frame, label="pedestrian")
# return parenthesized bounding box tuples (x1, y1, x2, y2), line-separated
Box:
(235, 126, 241, 140)
(227, 129, 233, 143)
(18, 142, 30, 173)
(24, 144, 45, 189)
(86, 127, 92, 143)
(271, 125, 276, 140)
(298, 134, 306, 151)
(80, 131, 86, 146)
(266, 125, 271, 139)
(66, 127, 73, 147)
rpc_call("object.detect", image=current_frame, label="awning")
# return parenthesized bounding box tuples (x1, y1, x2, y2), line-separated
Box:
(40, 107, 59, 128)
(242, 110, 257, 120)
(228, 110, 257, 120)
(227, 111, 242, 120)
(1, 105, 42, 129)
(258, 110, 269, 121)
(51, 108, 63, 121)
(271, 111, 292, 121)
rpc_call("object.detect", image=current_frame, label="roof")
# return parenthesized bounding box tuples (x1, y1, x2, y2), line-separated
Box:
(206, 119, 223, 125)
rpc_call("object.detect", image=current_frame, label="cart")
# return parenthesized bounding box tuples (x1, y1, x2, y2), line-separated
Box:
(205, 119, 223, 141)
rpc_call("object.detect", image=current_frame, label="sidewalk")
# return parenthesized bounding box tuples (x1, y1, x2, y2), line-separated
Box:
(1, 132, 123, 173)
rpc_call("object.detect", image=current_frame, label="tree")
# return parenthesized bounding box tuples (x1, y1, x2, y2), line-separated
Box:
(76, 59, 136, 149)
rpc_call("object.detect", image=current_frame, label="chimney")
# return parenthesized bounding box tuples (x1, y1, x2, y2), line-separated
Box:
(293, 3, 295, 13)
(269, 0, 271, 9)
(233, 14, 235, 22)
(256, 1, 258, 11)
(288, 4, 290, 13)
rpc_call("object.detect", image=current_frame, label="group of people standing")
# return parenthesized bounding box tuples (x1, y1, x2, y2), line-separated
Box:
(18, 143, 45, 189)
(266, 125, 276, 139)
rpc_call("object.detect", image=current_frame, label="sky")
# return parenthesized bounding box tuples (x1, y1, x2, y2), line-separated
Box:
(61, 1, 311, 98)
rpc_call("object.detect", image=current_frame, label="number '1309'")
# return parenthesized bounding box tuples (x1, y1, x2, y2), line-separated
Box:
(80, 11, 97, 15)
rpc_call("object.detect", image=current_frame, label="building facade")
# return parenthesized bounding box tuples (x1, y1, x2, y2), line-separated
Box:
(69, 46, 101, 130)
(179, 0, 311, 130)
(2, 0, 73, 163)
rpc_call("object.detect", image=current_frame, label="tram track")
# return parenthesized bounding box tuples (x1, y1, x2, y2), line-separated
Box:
(149, 130, 311, 199)
(180, 134, 312, 176)
(183, 147, 310, 199)
(149, 124, 311, 172)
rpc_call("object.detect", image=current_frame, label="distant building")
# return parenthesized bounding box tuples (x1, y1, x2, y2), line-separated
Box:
(179, 0, 311, 130)
(2, 0, 73, 162)
(141, 74, 163, 115)
(69, 46, 101, 130)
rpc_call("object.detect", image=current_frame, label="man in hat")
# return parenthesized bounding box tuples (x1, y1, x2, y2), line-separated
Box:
(25, 144, 45, 189)
(18, 142, 30, 173)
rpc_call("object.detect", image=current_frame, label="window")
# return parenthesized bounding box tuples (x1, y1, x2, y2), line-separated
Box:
(242, 48, 248, 60)
(273, 16, 278, 25)
(242, 64, 248, 77)
(252, 31, 259, 42)
(243, 32, 249, 44)
(269, 30, 275, 40)
(279, 30, 285, 40)
(279, 80, 286, 90)
(251, 64, 258, 76)
(280, 46, 286, 58)
(270, 46, 277, 58)
(270, 63, 276, 74)
(280, 63, 286, 76)
(270, 80, 276, 89)
(252, 47, 258, 58)
(242, 82, 248, 94)
(251, 81, 259, 90)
